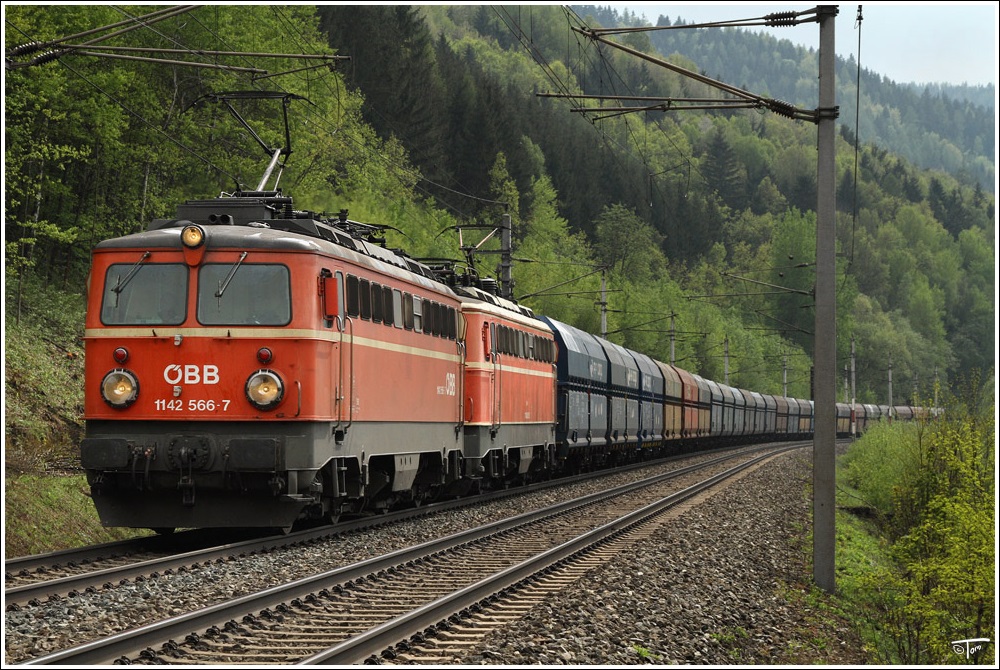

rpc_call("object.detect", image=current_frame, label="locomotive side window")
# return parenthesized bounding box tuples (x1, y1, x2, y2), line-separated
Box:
(101, 263, 188, 325)
(402, 292, 413, 330)
(392, 289, 403, 328)
(197, 263, 290, 326)
(359, 278, 372, 320)
(371, 282, 383, 323)
(346, 274, 360, 317)
(425, 301, 437, 336)
(446, 307, 456, 340)
(412, 296, 423, 333)
(383, 286, 394, 327)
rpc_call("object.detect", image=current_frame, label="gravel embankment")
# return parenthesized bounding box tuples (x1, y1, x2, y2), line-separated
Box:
(457, 449, 868, 665)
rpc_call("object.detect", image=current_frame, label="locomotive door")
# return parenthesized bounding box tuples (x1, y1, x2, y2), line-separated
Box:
(491, 322, 501, 433)
(325, 270, 352, 436)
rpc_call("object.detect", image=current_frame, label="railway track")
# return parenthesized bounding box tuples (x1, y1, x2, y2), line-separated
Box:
(4, 529, 246, 589)
(4, 473, 604, 607)
(4, 445, 762, 608)
(21, 442, 805, 665)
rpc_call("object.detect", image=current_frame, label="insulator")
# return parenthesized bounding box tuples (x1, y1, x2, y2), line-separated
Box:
(769, 99, 798, 119)
(6, 41, 45, 58)
(763, 11, 799, 27)
(30, 50, 63, 66)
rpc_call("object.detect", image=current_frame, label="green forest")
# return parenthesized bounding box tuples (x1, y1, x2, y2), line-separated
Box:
(4, 4, 995, 415)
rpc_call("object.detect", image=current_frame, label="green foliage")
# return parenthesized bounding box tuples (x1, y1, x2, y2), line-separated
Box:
(842, 421, 926, 523)
(5, 5, 365, 281)
(843, 395, 995, 664)
(593, 203, 664, 283)
(323, 3, 994, 389)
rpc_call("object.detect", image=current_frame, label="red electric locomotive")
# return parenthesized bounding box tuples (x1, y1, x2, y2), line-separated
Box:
(82, 192, 470, 530)
(456, 286, 557, 485)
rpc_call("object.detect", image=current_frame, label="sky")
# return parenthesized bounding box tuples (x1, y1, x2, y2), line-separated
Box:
(599, 2, 998, 87)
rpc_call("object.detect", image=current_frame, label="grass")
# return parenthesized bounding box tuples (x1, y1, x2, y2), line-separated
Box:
(4, 473, 151, 558)
(831, 506, 901, 663)
(631, 643, 661, 662)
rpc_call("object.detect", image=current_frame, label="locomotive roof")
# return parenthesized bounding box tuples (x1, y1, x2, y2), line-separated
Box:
(97, 192, 537, 319)
(453, 285, 541, 326)
(96, 218, 456, 299)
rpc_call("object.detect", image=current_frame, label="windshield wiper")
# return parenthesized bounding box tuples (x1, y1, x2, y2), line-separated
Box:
(215, 251, 248, 299)
(112, 251, 151, 306)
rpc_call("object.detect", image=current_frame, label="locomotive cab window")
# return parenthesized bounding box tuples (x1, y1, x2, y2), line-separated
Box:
(197, 263, 290, 326)
(101, 262, 188, 325)
(319, 269, 342, 326)
(335, 271, 345, 327)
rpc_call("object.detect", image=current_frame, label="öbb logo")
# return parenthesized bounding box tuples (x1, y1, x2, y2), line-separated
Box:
(163, 364, 220, 385)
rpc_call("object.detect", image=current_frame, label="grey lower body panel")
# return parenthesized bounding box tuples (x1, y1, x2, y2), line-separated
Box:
(81, 419, 461, 528)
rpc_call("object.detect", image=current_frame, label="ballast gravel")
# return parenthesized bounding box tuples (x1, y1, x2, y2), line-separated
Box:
(457, 449, 868, 665)
(4, 447, 867, 665)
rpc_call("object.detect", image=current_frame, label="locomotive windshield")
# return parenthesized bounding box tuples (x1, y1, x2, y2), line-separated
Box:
(100, 263, 188, 325)
(197, 263, 291, 326)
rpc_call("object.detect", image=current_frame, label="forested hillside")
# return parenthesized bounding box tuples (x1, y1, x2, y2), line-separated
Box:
(320, 5, 994, 395)
(4, 4, 994, 438)
(572, 4, 996, 193)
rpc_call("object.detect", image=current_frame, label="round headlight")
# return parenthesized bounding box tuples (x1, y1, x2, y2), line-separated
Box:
(181, 224, 205, 249)
(246, 370, 284, 410)
(101, 369, 139, 408)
